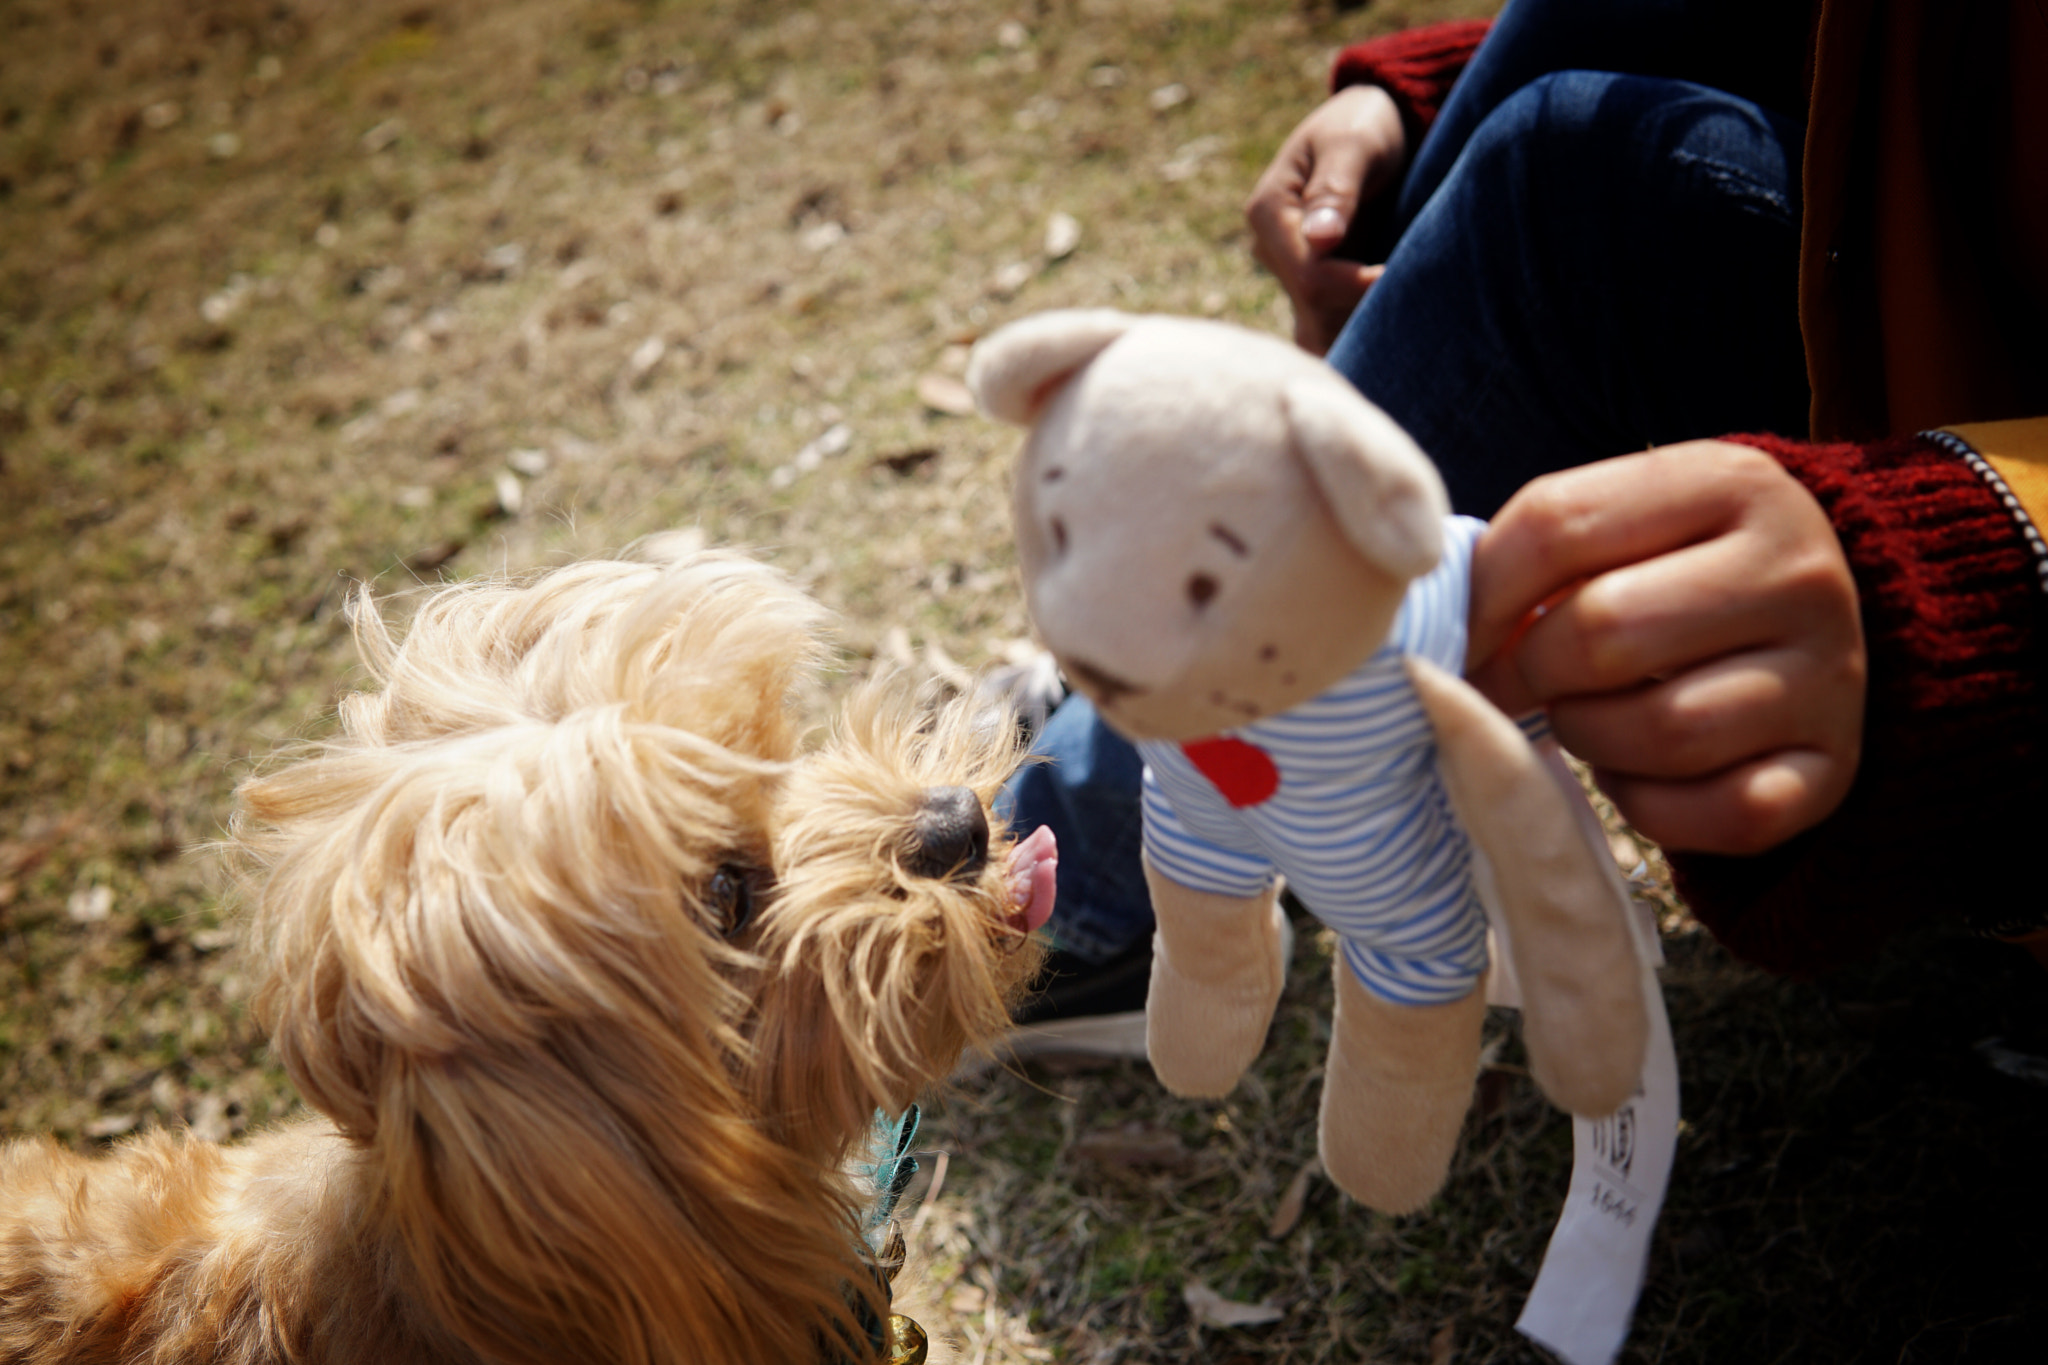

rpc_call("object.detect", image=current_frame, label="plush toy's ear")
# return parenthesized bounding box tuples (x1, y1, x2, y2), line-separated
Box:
(1282, 377, 1448, 581)
(967, 309, 1140, 425)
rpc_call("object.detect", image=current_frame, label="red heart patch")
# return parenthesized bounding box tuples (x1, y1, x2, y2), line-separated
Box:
(1181, 735, 1280, 808)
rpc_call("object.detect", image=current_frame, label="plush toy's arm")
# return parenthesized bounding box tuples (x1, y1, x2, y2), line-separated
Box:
(1141, 860, 1287, 1099)
(1404, 656, 1648, 1117)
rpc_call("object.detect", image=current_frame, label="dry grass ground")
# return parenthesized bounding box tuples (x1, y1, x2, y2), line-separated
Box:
(2, 1, 2044, 1360)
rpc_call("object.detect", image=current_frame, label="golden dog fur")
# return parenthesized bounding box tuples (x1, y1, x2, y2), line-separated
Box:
(0, 550, 1045, 1364)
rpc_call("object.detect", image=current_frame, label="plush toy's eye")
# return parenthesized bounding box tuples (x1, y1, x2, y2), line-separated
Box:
(705, 863, 758, 938)
(1188, 573, 1219, 607)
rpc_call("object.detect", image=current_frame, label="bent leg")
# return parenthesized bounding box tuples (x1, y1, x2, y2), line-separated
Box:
(1331, 71, 1808, 516)
(1395, 0, 1812, 229)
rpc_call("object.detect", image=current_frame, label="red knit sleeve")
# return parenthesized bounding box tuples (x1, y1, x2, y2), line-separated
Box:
(1665, 431, 2048, 976)
(1329, 19, 1493, 144)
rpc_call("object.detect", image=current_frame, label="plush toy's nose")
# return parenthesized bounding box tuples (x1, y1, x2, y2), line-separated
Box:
(906, 786, 991, 881)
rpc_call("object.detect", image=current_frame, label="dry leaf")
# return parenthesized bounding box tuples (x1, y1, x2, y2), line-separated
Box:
(877, 446, 940, 476)
(922, 642, 973, 693)
(798, 422, 852, 465)
(799, 220, 846, 251)
(361, 117, 403, 152)
(1149, 82, 1189, 111)
(1074, 1122, 1194, 1173)
(493, 471, 524, 516)
(915, 373, 976, 416)
(1607, 829, 1642, 868)
(1045, 211, 1081, 260)
(2, 814, 84, 882)
(85, 1113, 140, 1139)
(628, 336, 666, 377)
(1183, 1280, 1284, 1328)
(1430, 1322, 1456, 1365)
(989, 260, 1036, 298)
(187, 1094, 234, 1143)
(67, 885, 113, 923)
(880, 626, 917, 671)
(1266, 1156, 1321, 1239)
(1162, 135, 1224, 182)
(406, 539, 465, 573)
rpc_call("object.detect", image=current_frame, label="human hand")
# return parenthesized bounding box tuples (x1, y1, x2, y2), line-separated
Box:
(1244, 83, 1407, 355)
(1466, 442, 1866, 856)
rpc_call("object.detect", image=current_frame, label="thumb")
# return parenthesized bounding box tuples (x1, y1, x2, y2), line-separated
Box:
(1297, 138, 1374, 252)
(1467, 516, 1586, 715)
(1465, 602, 1554, 717)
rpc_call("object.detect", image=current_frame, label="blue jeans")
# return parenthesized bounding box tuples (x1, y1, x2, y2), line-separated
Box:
(1008, 0, 1810, 963)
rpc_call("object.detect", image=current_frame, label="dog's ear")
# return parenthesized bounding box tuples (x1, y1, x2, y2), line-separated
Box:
(1282, 375, 1447, 581)
(967, 308, 1138, 424)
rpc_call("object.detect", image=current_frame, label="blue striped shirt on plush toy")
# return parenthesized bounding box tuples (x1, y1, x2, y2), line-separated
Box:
(1141, 515, 1516, 1007)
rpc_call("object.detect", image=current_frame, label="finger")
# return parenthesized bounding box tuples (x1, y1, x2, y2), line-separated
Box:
(1597, 747, 1853, 855)
(1466, 630, 1545, 717)
(1512, 529, 1857, 699)
(1247, 193, 1309, 279)
(1468, 444, 1777, 668)
(1545, 646, 1860, 781)
(1299, 85, 1405, 252)
(1291, 260, 1381, 354)
(1245, 151, 1318, 277)
(1297, 133, 1374, 250)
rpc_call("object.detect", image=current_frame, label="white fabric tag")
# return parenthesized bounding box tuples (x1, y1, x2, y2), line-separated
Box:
(1479, 739, 1679, 1365)
(1516, 974, 1679, 1365)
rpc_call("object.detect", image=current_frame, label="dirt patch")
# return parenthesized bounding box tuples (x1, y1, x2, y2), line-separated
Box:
(3, 1, 2043, 1360)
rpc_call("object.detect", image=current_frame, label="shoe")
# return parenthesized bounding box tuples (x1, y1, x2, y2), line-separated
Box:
(958, 937, 1153, 1075)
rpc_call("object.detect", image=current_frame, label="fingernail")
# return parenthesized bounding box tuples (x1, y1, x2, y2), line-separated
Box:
(1302, 206, 1346, 241)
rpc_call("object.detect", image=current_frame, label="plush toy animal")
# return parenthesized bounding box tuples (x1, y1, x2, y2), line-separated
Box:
(970, 309, 1652, 1214)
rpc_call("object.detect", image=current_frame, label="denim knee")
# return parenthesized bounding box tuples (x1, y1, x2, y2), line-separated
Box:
(1332, 70, 1806, 514)
(1473, 70, 1798, 232)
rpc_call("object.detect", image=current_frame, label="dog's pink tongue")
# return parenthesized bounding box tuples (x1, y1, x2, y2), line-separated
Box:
(1005, 825, 1058, 933)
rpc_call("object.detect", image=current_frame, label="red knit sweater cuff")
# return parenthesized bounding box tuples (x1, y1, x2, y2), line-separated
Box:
(1329, 19, 1492, 144)
(1665, 431, 2048, 976)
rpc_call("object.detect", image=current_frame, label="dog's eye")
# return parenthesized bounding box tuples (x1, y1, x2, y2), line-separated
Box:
(706, 863, 756, 938)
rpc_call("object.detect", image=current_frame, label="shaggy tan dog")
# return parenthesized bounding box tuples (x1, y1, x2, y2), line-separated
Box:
(0, 550, 1056, 1365)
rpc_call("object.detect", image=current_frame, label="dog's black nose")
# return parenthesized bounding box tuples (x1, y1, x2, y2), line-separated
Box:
(906, 785, 990, 882)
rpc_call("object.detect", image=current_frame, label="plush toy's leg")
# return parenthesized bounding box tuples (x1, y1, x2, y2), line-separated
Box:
(1318, 961, 1487, 1215)
(1404, 656, 1648, 1117)
(1142, 859, 1286, 1098)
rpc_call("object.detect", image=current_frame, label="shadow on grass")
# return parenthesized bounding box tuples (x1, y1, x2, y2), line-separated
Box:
(934, 916, 2047, 1363)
